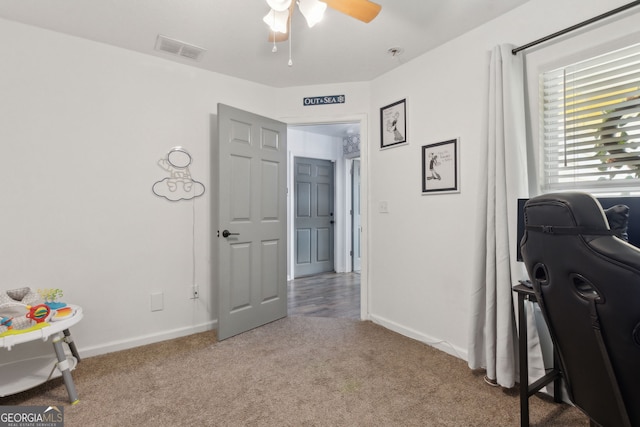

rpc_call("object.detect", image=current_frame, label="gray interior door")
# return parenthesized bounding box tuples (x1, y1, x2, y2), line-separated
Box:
(217, 104, 287, 341)
(294, 157, 334, 277)
(352, 159, 361, 272)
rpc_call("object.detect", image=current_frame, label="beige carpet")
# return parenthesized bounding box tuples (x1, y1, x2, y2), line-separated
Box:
(1, 317, 588, 426)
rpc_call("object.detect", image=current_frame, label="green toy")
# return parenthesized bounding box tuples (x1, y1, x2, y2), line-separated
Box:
(38, 288, 67, 310)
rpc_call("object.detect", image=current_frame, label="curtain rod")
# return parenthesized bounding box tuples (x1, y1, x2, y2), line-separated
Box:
(512, 0, 640, 55)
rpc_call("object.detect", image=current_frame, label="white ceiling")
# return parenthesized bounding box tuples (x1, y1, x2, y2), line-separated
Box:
(0, 0, 529, 88)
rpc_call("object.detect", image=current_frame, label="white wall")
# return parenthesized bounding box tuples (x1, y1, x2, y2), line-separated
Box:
(363, 0, 637, 358)
(2, 0, 637, 361)
(0, 18, 279, 356)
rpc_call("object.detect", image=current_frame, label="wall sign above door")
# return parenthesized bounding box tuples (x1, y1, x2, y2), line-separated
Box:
(303, 95, 345, 106)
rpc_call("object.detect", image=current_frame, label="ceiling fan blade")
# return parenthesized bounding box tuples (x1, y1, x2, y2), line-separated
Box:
(322, 0, 381, 23)
(266, 0, 380, 43)
(267, 1, 295, 42)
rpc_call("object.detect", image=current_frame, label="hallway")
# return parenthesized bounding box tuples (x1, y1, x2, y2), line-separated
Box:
(287, 272, 360, 319)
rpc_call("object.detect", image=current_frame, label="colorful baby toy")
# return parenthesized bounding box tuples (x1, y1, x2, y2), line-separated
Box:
(0, 287, 61, 337)
(0, 316, 12, 330)
(38, 288, 67, 310)
(26, 304, 51, 324)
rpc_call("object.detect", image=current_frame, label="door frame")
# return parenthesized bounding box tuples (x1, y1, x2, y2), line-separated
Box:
(351, 158, 361, 272)
(284, 114, 369, 320)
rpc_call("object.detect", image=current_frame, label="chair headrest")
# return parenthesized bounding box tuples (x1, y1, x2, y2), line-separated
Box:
(524, 192, 611, 236)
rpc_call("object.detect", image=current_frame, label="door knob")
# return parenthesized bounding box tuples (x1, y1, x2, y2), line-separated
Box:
(222, 230, 239, 238)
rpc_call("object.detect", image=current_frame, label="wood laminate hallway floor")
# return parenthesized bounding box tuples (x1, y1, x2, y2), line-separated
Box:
(288, 272, 360, 319)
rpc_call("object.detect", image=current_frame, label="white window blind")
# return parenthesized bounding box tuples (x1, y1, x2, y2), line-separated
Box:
(541, 42, 640, 192)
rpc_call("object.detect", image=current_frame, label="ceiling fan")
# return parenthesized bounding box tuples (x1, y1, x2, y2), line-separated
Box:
(264, 0, 382, 43)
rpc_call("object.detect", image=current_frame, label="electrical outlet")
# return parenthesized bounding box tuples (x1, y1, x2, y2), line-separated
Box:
(151, 292, 164, 312)
(190, 284, 199, 299)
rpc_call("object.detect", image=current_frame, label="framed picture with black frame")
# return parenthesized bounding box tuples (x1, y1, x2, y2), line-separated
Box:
(380, 98, 407, 149)
(422, 138, 460, 194)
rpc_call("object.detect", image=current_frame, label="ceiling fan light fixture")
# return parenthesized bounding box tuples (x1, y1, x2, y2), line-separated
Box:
(266, 0, 292, 12)
(298, 0, 327, 28)
(263, 8, 290, 33)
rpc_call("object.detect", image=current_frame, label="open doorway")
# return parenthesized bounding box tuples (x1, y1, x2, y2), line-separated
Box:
(287, 271, 360, 318)
(286, 119, 365, 319)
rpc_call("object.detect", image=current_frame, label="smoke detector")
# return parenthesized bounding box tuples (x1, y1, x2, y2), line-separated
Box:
(387, 47, 404, 57)
(155, 35, 206, 61)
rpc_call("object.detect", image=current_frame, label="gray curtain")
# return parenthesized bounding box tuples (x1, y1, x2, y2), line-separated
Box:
(467, 44, 541, 388)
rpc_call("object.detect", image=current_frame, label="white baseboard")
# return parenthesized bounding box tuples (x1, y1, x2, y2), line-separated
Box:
(369, 314, 468, 361)
(78, 320, 217, 358)
(78, 316, 466, 363)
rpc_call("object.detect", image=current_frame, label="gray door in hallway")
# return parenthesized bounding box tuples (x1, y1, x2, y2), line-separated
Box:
(216, 104, 287, 340)
(294, 157, 335, 277)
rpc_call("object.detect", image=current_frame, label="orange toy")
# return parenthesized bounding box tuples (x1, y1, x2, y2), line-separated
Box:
(53, 306, 73, 320)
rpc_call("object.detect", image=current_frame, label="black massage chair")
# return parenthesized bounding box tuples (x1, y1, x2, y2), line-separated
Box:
(520, 192, 640, 427)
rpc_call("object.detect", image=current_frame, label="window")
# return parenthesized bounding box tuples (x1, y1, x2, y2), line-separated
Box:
(541, 42, 640, 193)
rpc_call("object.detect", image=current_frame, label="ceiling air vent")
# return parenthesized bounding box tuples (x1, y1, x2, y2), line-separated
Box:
(155, 35, 206, 61)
